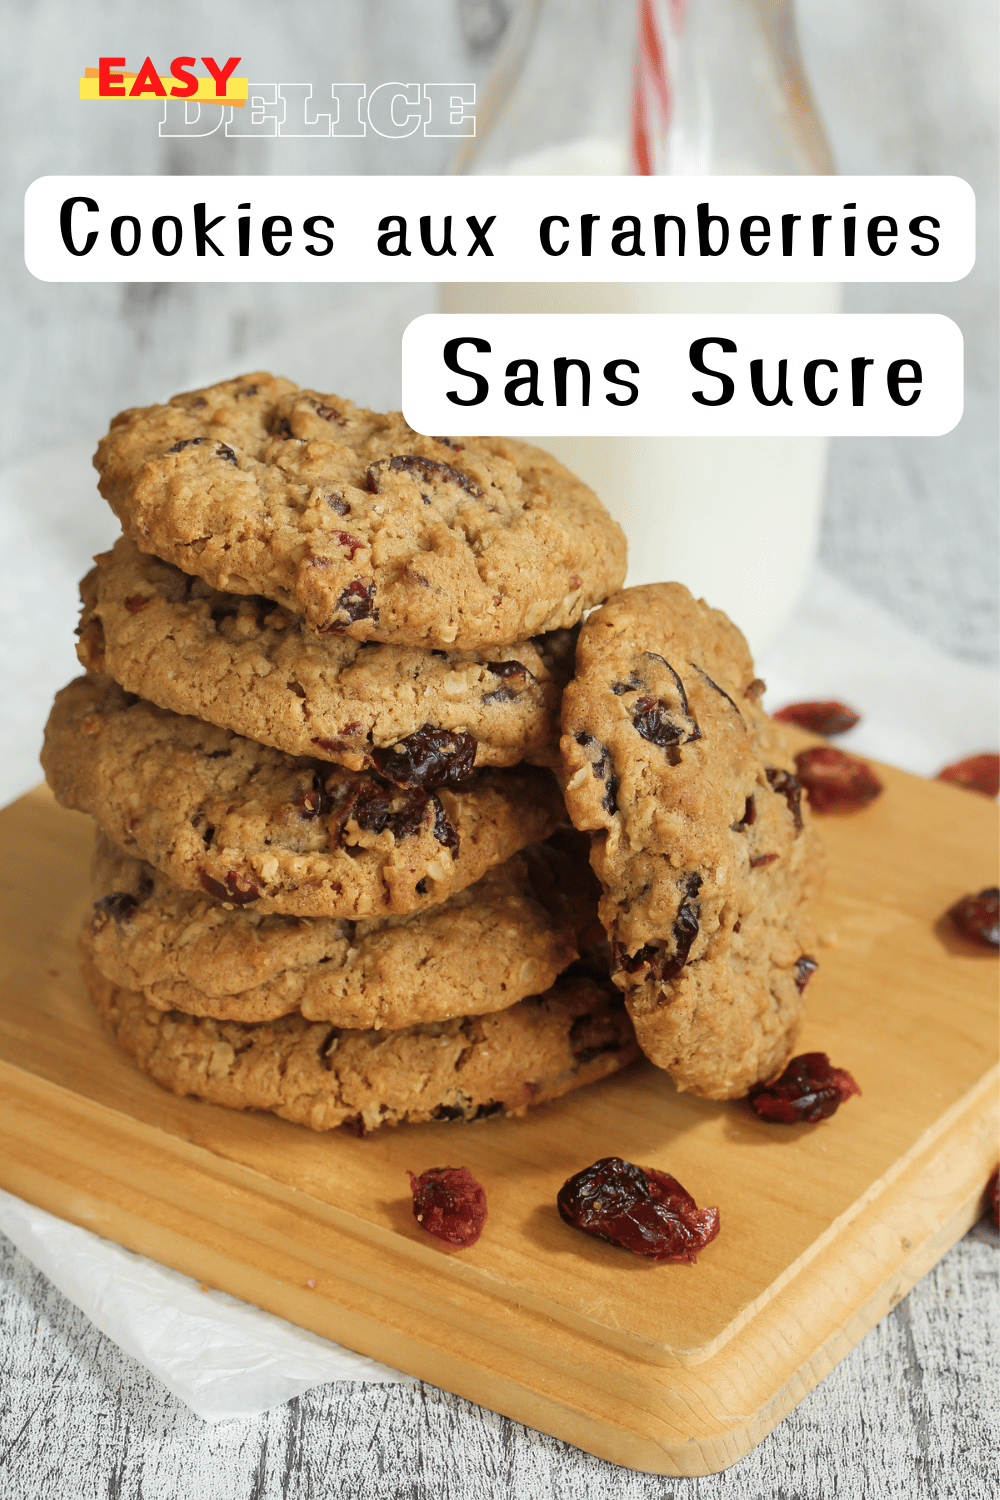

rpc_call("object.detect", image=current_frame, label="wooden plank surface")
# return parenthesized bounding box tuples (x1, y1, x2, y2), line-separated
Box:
(0, 766, 996, 1477)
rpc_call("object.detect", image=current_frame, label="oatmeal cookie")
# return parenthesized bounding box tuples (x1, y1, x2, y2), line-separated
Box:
(82, 954, 641, 1134)
(43, 676, 563, 918)
(560, 583, 824, 1100)
(93, 373, 627, 649)
(77, 537, 570, 772)
(85, 834, 584, 1028)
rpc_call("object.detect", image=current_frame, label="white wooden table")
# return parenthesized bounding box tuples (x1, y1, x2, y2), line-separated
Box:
(0, 1218, 996, 1497)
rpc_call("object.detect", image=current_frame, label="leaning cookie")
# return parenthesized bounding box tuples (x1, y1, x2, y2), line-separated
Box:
(93, 373, 627, 649)
(560, 583, 824, 1100)
(82, 954, 641, 1134)
(77, 536, 571, 772)
(85, 834, 582, 1028)
(43, 676, 564, 918)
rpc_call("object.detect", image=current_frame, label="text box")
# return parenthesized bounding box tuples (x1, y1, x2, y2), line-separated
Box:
(401, 315, 963, 437)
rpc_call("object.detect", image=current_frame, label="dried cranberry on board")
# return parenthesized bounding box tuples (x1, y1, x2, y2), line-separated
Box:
(556, 1158, 720, 1264)
(986, 1167, 999, 1228)
(407, 1166, 488, 1249)
(748, 1053, 861, 1124)
(773, 700, 861, 735)
(947, 888, 1000, 948)
(795, 746, 884, 814)
(936, 754, 1000, 799)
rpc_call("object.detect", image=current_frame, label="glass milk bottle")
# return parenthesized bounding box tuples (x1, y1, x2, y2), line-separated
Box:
(442, 0, 840, 654)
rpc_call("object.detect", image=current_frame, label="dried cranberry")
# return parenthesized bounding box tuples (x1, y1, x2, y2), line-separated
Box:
(482, 660, 529, 704)
(749, 853, 779, 869)
(665, 873, 702, 976)
(371, 727, 477, 790)
(574, 732, 618, 815)
(334, 530, 366, 560)
(774, 700, 861, 735)
(793, 955, 818, 991)
(614, 942, 659, 975)
(624, 656, 701, 749)
(320, 580, 378, 633)
(612, 874, 701, 983)
(368, 455, 483, 500)
(936, 754, 1000, 799)
(987, 1167, 999, 1228)
(408, 1166, 488, 1249)
(331, 782, 390, 839)
(123, 595, 151, 613)
(314, 402, 344, 424)
(330, 782, 457, 850)
(748, 1052, 861, 1124)
(376, 790, 427, 841)
(556, 1158, 720, 1265)
(737, 795, 757, 827)
(198, 870, 261, 906)
(632, 695, 702, 749)
(429, 793, 460, 851)
(92, 892, 139, 925)
(947, 888, 1000, 948)
(766, 767, 804, 831)
(296, 774, 330, 820)
(795, 747, 883, 814)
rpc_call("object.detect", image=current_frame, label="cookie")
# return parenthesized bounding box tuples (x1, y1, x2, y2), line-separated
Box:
(560, 583, 824, 1100)
(85, 834, 584, 1028)
(82, 953, 641, 1134)
(77, 536, 569, 773)
(93, 373, 627, 649)
(43, 676, 564, 918)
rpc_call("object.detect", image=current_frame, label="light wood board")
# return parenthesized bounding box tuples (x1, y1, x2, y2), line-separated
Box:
(0, 762, 996, 1477)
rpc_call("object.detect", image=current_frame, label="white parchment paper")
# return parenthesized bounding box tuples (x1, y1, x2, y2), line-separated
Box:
(0, 1187, 413, 1421)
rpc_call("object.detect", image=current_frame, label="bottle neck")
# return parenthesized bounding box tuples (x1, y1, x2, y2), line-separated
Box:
(454, 0, 833, 178)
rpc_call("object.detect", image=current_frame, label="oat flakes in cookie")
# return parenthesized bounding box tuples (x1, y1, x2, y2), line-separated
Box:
(85, 834, 584, 1029)
(77, 536, 569, 772)
(82, 956, 641, 1134)
(560, 583, 824, 1101)
(43, 676, 563, 919)
(93, 373, 627, 649)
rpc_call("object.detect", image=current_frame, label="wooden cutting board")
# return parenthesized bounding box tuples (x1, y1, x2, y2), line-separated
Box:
(0, 764, 996, 1478)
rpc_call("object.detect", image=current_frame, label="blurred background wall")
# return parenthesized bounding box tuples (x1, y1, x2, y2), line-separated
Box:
(3, 0, 997, 662)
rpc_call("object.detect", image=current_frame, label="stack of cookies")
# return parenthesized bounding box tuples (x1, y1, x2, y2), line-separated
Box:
(41, 373, 641, 1133)
(42, 371, 825, 1135)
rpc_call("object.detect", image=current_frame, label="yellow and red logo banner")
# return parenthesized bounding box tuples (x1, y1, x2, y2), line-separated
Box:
(80, 59, 248, 105)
